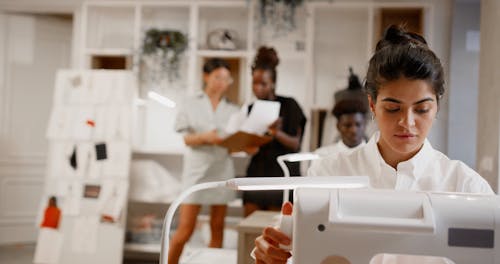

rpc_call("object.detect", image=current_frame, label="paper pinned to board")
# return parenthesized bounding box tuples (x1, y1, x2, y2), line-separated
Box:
(33, 228, 63, 264)
(62, 182, 82, 216)
(71, 216, 99, 254)
(99, 180, 128, 222)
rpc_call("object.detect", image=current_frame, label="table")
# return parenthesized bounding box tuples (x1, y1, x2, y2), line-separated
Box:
(237, 211, 280, 264)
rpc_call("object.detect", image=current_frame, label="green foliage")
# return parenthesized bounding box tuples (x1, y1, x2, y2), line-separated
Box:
(142, 29, 188, 63)
(140, 29, 188, 82)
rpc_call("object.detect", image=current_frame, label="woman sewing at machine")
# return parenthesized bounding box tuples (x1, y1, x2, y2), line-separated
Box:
(252, 25, 494, 264)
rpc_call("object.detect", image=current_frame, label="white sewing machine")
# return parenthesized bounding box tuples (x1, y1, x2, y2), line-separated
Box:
(289, 188, 499, 263)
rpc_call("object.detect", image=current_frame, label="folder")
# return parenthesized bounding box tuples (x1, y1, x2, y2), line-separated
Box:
(218, 131, 272, 153)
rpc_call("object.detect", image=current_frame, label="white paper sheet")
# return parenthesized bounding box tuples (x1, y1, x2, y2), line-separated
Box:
(62, 182, 82, 216)
(99, 180, 128, 221)
(92, 106, 107, 141)
(87, 143, 103, 180)
(118, 106, 132, 141)
(112, 72, 134, 105)
(64, 142, 78, 178)
(79, 182, 102, 216)
(240, 100, 281, 135)
(73, 107, 95, 141)
(71, 216, 98, 254)
(33, 228, 63, 264)
(104, 107, 119, 140)
(56, 181, 70, 197)
(90, 72, 113, 104)
(76, 142, 92, 178)
(68, 73, 89, 105)
(103, 141, 130, 177)
(224, 105, 248, 135)
(46, 142, 66, 178)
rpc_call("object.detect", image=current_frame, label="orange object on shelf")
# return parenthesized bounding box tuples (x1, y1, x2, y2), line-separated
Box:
(86, 119, 95, 127)
(40, 206, 61, 229)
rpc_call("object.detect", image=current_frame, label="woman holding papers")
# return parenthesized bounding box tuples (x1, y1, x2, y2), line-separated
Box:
(252, 25, 494, 264)
(243, 46, 307, 217)
(169, 58, 238, 264)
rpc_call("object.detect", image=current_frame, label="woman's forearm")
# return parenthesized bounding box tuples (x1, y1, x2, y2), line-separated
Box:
(184, 130, 220, 147)
(184, 132, 208, 146)
(274, 128, 302, 151)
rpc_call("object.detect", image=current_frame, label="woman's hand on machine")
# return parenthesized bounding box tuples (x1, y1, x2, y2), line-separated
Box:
(253, 202, 293, 264)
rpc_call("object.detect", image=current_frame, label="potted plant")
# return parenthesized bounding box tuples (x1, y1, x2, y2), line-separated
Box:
(140, 29, 188, 84)
(257, 0, 304, 33)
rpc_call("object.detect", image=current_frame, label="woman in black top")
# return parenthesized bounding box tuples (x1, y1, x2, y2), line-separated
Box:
(244, 46, 307, 216)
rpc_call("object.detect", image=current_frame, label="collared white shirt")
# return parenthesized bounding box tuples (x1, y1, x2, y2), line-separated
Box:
(308, 132, 494, 194)
(311, 140, 366, 168)
(174, 91, 239, 204)
(314, 140, 366, 157)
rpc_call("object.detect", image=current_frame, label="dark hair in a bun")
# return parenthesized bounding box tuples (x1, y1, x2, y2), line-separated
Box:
(376, 25, 428, 50)
(252, 46, 280, 83)
(365, 25, 445, 104)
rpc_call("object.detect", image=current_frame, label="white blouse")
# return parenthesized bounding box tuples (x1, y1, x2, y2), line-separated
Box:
(308, 132, 494, 194)
(311, 140, 366, 168)
(314, 140, 366, 158)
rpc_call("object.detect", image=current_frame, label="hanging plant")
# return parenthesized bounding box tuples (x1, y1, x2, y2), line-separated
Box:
(140, 29, 188, 84)
(257, 0, 304, 35)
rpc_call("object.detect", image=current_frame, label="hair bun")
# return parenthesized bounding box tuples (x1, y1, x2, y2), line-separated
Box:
(254, 46, 279, 69)
(377, 25, 427, 51)
(383, 25, 408, 44)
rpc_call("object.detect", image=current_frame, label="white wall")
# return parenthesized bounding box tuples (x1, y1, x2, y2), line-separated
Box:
(0, 13, 72, 245)
(447, 2, 480, 169)
(421, 0, 453, 153)
(477, 0, 500, 192)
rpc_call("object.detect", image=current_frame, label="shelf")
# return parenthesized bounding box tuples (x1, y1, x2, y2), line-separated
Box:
(196, 49, 249, 58)
(132, 147, 185, 155)
(124, 243, 160, 254)
(85, 48, 133, 56)
(198, 5, 249, 50)
(141, 6, 190, 34)
(128, 199, 172, 205)
(86, 5, 135, 50)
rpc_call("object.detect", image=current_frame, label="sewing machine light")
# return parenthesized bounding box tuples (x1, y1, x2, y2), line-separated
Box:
(225, 176, 367, 191)
(279, 153, 320, 163)
(277, 153, 321, 202)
